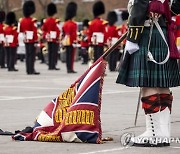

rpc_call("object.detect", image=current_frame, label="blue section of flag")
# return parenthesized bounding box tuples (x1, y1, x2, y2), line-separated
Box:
(33, 122, 41, 128)
(77, 75, 86, 90)
(77, 81, 100, 105)
(75, 132, 98, 143)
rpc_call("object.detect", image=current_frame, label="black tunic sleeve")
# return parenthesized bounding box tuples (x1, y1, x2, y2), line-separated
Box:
(171, 0, 180, 15)
(127, 0, 149, 43)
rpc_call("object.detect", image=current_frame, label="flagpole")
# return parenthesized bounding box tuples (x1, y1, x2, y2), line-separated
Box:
(102, 32, 128, 59)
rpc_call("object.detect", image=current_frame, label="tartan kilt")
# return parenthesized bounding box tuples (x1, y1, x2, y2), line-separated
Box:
(116, 27, 180, 88)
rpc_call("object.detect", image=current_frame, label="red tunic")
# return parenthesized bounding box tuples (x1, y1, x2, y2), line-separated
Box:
(42, 17, 60, 43)
(88, 17, 107, 46)
(19, 17, 38, 43)
(62, 20, 77, 45)
(117, 24, 128, 45)
(0, 23, 4, 44)
(175, 15, 180, 38)
(3, 25, 18, 47)
(80, 29, 89, 47)
(106, 25, 119, 47)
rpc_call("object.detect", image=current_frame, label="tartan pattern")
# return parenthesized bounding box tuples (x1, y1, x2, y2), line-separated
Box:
(142, 94, 160, 114)
(160, 93, 173, 113)
(116, 27, 180, 87)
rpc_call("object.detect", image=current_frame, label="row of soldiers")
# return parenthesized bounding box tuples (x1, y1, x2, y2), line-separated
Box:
(0, 0, 129, 75)
(0, 1, 180, 75)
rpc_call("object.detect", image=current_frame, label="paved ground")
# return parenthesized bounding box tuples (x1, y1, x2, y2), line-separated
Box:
(0, 59, 180, 154)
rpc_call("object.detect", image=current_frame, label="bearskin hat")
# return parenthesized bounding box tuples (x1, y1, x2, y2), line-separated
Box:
(6, 12, 16, 25)
(23, 1, 35, 17)
(121, 10, 129, 21)
(82, 19, 89, 27)
(65, 2, 77, 21)
(0, 11, 5, 23)
(47, 3, 57, 16)
(107, 11, 117, 26)
(93, 1, 105, 17)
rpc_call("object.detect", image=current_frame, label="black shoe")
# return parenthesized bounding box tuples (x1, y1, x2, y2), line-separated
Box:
(8, 69, 14, 71)
(27, 71, 40, 75)
(13, 68, 18, 71)
(67, 70, 77, 73)
(33, 71, 40, 75)
(54, 67, 60, 70)
(81, 62, 88, 65)
(1, 66, 6, 69)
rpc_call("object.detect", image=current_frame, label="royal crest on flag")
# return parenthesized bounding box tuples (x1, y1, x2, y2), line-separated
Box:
(13, 57, 107, 143)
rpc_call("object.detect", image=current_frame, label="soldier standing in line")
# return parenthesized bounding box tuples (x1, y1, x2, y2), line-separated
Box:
(88, 1, 107, 62)
(80, 19, 89, 65)
(117, 10, 129, 61)
(106, 11, 119, 72)
(0, 11, 6, 69)
(42, 3, 60, 70)
(4, 12, 18, 72)
(19, 0, 40, 75)
(62, 2, 78, 73)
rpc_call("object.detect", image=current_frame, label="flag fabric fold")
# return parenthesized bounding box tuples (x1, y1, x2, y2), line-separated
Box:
(12, 57, 107, 144)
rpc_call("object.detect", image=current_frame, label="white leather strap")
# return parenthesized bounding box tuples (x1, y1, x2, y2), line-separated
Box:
(147, 18, 170, 65)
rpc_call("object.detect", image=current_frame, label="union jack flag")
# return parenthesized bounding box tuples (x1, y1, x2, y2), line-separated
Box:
(13, 57, 107, 143)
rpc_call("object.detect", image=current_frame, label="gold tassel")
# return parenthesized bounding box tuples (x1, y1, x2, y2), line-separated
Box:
(135, 28, 138, 40)
(130, 28, 133, 38)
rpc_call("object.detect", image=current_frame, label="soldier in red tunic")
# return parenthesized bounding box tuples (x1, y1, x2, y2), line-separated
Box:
(88, 1, 107, 62)
(175, 14, 180, 51)
(62, 2, 78, 73)
(42, 3, 60, 70)
(20, 1, 40, 75)
(106, 11, 119, 71)
(117, 11, 129, 50)
(80, 19, 89, 64)
(0, 11, 5, 68)
(4, 12, 18, 72)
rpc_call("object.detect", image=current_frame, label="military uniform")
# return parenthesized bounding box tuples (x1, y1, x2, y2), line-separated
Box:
(106, 11, 119, 71)
(88, 1, 106, 62)
(42, 3, 60, 70)
(20, 1, 39, 75)
(116, 0, 180, 147)
(4, 12, 18, 71)
(62, 2, 77, 73)
(80, 19, 89, 64)
(0, 11, 5, 68)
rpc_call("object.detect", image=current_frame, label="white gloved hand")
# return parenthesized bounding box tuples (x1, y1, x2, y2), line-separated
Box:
(124, 40, 139, 54)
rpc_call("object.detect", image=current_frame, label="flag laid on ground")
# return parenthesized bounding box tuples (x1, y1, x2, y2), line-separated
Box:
(12, 57, 107, 143)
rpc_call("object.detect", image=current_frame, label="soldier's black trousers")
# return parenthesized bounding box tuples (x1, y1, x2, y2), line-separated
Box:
(93, 45, 104, 62)
(25, 43, 35, 74)
(5, 47, 17, 70)
(65, 45, 73, 71)
(48, 42, 58, 69)
(0, 45, 5, 68)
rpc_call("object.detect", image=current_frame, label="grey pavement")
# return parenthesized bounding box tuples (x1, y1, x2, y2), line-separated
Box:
(0, 59, 180, 154)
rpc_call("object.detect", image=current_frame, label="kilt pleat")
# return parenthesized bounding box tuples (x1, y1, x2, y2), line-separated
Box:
(116, 27, 180, 88)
